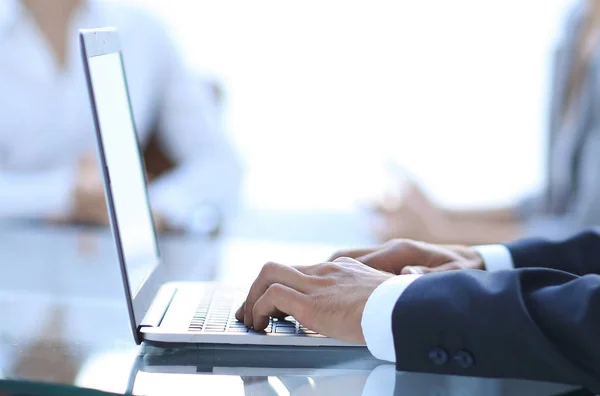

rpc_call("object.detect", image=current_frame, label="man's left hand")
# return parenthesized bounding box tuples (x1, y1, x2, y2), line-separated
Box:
(235, 258, 393, 344)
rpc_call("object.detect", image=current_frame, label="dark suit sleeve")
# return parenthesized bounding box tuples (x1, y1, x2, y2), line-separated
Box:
(391, 269, 600, 391)
(506, 229, 600, 275)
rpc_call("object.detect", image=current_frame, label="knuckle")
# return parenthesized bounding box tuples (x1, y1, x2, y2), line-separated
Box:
(387, 238, 421, 253)
(317, 262, 339, 274)
(332, 256, 352, 263)
(333, 257, 361, 269)
(383, 238, 404, 247)
(266, 283, 285, 297)
(260, 261, 280, 275)
(263, 261, 279, 270)
(389, 238, 410, 248)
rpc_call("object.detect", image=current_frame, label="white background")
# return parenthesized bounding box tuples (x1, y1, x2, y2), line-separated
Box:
(122, 0, 572, 214)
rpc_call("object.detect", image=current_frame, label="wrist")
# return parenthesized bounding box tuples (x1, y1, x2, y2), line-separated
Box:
(471, 244, 514, 272)
(467, 247, 486, 270)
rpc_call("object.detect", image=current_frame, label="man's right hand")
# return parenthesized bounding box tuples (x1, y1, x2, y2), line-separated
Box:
(71, 154, 109, 226)
(329, 239, 485, 275)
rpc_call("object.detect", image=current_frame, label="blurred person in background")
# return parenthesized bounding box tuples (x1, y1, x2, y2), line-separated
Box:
(0, 0, 242, 235)
(373, 0, 600, 245)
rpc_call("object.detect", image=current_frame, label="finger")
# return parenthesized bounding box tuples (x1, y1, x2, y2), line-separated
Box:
(244, 262, 311, 328)
(381, 192, 405, 214)
(400, 262, 463, 275)
(236, 300, 286, 322)
(328, 247, 376, 261)
(235, 302, 245, 322)
(293, 262, 338, 278)
(356, 240, 423, 274)
(364, 199, 396, 215)
(252, 284, 308, 331)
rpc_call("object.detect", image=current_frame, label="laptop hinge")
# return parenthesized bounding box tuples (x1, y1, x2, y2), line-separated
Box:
(140, 286, 178, 328)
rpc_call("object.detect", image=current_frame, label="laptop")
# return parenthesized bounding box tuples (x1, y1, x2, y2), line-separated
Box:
(79, 27, 358, 348)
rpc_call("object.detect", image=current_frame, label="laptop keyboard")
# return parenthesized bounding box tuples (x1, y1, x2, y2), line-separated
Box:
(188, 288, 322, 336)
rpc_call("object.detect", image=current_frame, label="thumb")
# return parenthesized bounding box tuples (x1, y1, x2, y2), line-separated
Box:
(356, 239, 427, 274)
(400, 266, 425, 275)
(332, 256, 362, 264)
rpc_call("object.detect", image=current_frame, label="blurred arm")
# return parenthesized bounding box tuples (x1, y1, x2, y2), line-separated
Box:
(517, 129, 600, 240)
(445, 205, 518, 222)
(451, 126, 600, 242)
(432, 217, 522, 245)
(147, 28, 242, 233)
(430, 204, 523, 245)
(0, 166, 74, 220)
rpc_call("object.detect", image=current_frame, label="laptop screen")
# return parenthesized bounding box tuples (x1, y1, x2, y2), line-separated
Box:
(87, 51, 159, 299)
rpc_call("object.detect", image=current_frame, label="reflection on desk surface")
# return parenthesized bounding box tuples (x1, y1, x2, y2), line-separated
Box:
(0, 224, 588, 395)
(130, 365, 581, 396)
(123, 345, 580, 396)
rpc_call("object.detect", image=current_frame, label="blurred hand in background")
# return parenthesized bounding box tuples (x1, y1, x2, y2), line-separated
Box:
(71, 154, 108, 226)
(65, 153, 168, 232)
(367, 164, 521, 246)
(370, 178, 451, 244)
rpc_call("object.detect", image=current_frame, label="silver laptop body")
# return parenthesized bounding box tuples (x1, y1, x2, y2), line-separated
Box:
(79, 27, 356, 347)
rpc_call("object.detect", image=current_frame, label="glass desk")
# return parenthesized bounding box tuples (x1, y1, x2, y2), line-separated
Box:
(0, 223, 588, 395)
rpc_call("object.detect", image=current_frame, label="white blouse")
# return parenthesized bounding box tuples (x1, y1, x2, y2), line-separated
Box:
(0, 0, 241, 230)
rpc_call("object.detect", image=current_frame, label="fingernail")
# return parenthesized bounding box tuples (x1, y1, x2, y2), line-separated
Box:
(404, 266, 422, 275)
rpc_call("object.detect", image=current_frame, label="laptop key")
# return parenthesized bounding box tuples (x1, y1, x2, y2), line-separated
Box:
(274, 327, 297, 334)
(227, 328, 249, 333)
(276, 323, 296, 328)
(205, 325, 226, 330)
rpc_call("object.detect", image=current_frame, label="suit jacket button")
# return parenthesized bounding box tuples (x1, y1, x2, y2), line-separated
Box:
(428, 347, 449, 366)
(453, 350, 474, 368)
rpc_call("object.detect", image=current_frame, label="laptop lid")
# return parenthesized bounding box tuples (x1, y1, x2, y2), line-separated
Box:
(80, 27, 165, 344)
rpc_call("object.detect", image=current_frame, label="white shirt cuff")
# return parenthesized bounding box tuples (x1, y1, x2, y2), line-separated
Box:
(361, 274, 421, 362)
(472, 244, 514, 272)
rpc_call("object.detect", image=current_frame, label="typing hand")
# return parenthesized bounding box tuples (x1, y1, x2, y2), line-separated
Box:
(235, 258, 393, 343)
(329, 239, 485, 275)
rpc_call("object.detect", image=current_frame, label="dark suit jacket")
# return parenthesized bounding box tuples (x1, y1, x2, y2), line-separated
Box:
(392, 230, 600, 392)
